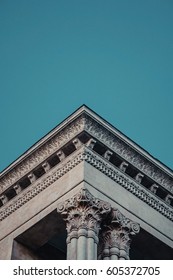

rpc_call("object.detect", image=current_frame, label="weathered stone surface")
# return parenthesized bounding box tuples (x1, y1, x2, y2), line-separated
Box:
(0, 106, 172, 260)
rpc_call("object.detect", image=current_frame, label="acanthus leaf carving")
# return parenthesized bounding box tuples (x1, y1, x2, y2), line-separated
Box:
(99, 208, 140, 259)
(57, 188, 111, 237)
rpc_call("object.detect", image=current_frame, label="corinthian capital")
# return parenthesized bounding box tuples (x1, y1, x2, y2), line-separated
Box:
(109, 208, 140, 236)
(57, 188, 111, 235)
(99, 208, 140, 259)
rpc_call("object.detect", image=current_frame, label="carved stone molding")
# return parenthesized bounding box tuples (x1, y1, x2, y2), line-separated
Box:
(0, 146, 173, 222)
(83, 148, 173, 222)
(0, 116, 85, 192)
(99, 208, 140, 260)
(0, 149, 85, 221)
(57, 188, 111, 238)
(83, 115, 173, 193)
(57, 188, 111, 259)
(99, 229, 131, 260)
(1, 111, 173, 198)
(108, 208, 140, 235)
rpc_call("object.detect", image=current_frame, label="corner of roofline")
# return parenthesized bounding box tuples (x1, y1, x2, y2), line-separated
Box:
(74, 104, 95, 114)
(0, 104, 97, 177)
(75, 104, 104, 118)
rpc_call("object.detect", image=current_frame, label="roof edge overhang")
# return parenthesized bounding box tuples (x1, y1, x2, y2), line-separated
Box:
(0, 105, 173, 191)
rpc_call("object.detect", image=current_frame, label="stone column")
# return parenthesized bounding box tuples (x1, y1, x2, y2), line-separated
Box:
(57, 188, 111, 260)
(99, 208, 140, 260)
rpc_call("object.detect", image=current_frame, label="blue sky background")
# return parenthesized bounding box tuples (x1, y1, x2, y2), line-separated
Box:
(0, 0, 173, 172)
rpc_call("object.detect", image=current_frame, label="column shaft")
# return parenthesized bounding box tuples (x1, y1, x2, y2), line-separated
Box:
(57, 188, 112, 260)
(66, 240, 71, 260)
(87, 238, 95, 259)
(77, 235, 87, 259)
(110, 246, 119, 260)
(70, 238, 77, 259)
(94, 242, 98, 260)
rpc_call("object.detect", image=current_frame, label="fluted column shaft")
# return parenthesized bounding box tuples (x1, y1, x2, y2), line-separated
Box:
(57, 188, 111, 260)
(99, 208, 140, 260)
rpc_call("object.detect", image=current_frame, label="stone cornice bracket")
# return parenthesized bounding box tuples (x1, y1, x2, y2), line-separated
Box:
(83, 115, 173, 194)
(1, 147, 172, 223)
(119, 162, 129, 172)
(0, 114, 85, 192)
(103, 150, 113, 161)
(28, 173, 36, 183)
(83, 148, 173, 221)
(13, 184, 22, 195)
(42, 161, 51, 172)
(135, 173, 144, 184)
(150, 184, 159, 194)
(86, 138, 97, 149)
(72, 138, 82, 149)
(165, 194, 173, 205)
(0, 195, 8, 205)
(57, 150, 65, 161)
(1, 108, 173, 196)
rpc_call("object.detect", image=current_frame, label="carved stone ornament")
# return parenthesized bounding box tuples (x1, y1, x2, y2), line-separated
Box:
(0, 147, 173, 222)
(1, 110, 173, 196)
(83, 115, 173, 193)
(99, 208, 140, 259)
(0, 116, 86, 192)
(83, 148, 173, 222)
(57, 188, 111, 237)
(0, 146, 173, 222)
(100, 229, 131, 255)
(109, 208, 140, 235)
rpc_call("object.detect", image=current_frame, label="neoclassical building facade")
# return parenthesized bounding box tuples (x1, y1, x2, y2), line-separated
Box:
(0, 105, 172, 260)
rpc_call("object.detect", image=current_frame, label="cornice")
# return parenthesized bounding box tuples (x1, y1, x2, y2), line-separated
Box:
(0, 106, 173, 196)
(0, 146, 173, 223)
(83, 115, 173, 194)
(83, 148, 173, 221)
(0, 148, 84, 221)
(0, 115, 85, 192)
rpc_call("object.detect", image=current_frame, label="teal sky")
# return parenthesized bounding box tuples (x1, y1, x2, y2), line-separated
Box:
(0, 0, 173, 172)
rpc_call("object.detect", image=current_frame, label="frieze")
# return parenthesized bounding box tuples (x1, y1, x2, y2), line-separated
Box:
(83, 147, 173, 221)
(0, 110, 173, 198)
(0, 146, 173, 223)
(0, 148, 85, 221)
(84, 115, 173, 193)
(0, 116, 85, 193)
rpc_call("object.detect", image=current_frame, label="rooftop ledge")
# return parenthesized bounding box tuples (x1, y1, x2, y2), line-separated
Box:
(0, 105, 173, 194)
